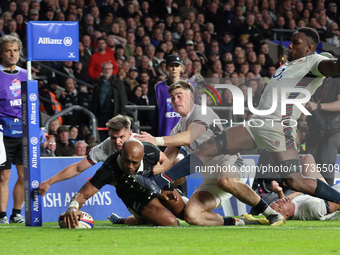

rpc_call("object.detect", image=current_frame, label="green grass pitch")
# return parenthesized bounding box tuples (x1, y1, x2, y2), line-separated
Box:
(1, 219, 340, 255)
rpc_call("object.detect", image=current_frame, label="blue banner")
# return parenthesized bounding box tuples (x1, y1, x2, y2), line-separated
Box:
(26, 21, 79, 61)
(22, 81, 42, 226)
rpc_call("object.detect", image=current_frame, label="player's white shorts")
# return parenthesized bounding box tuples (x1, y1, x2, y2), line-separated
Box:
(245, 118, 297, 152)
(193, 154, 247, 209)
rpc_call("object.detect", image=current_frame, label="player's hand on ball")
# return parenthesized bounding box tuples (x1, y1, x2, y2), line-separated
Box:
(159, 190, 178, 202)
(64, 208, 83, 229)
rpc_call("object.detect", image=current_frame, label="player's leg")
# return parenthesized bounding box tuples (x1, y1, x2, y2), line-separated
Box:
(13, 164, 24, 210)
(184, 191, 224, 226)
(274, 151, 340, 204)
(217, 178, 260, 207)
(108, 213, 141, 225)
(216, 177, 285, 226)
(140, 198, 179, 226)
(0, 169, 10, 223)
(195, 125, 257, 165)
(10, 138, 25, 223)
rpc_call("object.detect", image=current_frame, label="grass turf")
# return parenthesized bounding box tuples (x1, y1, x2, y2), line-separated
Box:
(1, 220, 340, 255)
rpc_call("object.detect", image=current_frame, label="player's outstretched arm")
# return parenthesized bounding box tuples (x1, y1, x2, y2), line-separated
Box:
(136, 123, 206, 147)
(39, 157, 92, 197)
(64, 181, 98, 229)
(318, 56, 340, 77)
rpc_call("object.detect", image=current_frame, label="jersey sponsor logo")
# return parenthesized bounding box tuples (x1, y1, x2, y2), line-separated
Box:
(10, 78, 21, 97)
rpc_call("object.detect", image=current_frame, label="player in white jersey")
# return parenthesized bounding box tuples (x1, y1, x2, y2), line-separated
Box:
(136, 80, 285, 226)
(267, 154, 340, 221)
(160, 27, 340, 209)
(39, 115, 170, 197)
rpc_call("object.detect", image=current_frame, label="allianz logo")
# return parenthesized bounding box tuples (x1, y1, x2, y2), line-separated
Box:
(38, 36, 73, 46)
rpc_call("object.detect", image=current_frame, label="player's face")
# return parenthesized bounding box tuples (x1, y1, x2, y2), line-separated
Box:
(170, 88, 192, 117)
(120, 150, 143, 175)
(1, 41, 20, 69)
(167, 63, 183, 79)
(287, 32, 313, 61)
(270, 197, 293, 219)
(109, 128, 132, 150)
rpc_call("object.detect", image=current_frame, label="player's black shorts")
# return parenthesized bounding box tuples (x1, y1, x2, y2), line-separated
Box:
(0, 136, 22, 170)
(117, 187, 158, 216)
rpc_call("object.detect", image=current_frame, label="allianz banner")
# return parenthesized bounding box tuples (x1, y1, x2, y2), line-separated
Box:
(26, 21, 79, 61)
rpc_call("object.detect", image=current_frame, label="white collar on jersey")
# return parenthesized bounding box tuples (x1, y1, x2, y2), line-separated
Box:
(116, 154, 144, 174)
(0, 64, 20, 71)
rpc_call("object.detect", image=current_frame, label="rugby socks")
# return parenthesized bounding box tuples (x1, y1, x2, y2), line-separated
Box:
(313, 178, 340, 204)
(12, 209, 21, 216)
(223, 217, 236, 225)
(0, 212, 6, 218)
(223, 217, 244, 226)
(151, 154, 204, 189)
(251, 198, 269, 215)
(116, 217, 126, 224)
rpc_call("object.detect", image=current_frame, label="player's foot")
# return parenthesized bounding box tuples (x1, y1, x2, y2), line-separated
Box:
(239, 213, 270, 225)
(0, 216, 9, 224)
(130, 174, 161, 196)
(108, 213, 126, 224)
(9, 214, 25, 223)
(266, 212, 286, 226)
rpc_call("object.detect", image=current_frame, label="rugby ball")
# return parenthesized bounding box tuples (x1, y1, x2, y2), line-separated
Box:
(58, 211, 94, 229)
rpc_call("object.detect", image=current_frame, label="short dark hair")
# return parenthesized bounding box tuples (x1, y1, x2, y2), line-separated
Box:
(106, 115, 131, 131)
(297, 27, 320, 46)
(96, 36, 106, 44)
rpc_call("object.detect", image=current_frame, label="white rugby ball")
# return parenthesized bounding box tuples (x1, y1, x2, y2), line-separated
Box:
(58, 211, 94, 229)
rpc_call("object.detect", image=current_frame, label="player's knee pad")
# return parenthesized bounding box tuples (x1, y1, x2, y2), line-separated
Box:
(213, 131, 228, 155)
(275, 159, 300, 178)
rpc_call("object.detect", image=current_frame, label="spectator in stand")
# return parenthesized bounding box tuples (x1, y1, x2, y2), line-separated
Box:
(326, 2, 339, 26)
(237, 12, 263, 48)
(69, 126, 79, 145)
(73, 141, 87, 156)
(48, 119, 60, 136)
(97, 12, 113, 35)
(138, 55, 157, 83)
(55, 126, 75, 156)
(39, 77, 63, 125)
(114, 44, 125, 61)
(58, 77, 90, 126)
(87, 36, 118, 81)
(124, 31, 136, 58)
(56, 61, 76, 87)
(258, 42, 274, 68)
(84, 133, 97, 145)
(124, 66, 140, 95)
(91, 62, 127, 141)
(41, 135, 57, 157)
(151, 27, 163, 48)
(73, 61, 91, 84)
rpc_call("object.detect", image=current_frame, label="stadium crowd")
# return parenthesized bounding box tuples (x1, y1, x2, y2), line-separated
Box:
(0, 0, 339, 156)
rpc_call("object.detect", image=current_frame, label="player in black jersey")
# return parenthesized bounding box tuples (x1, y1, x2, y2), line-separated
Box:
(63, 140, 185, 228)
